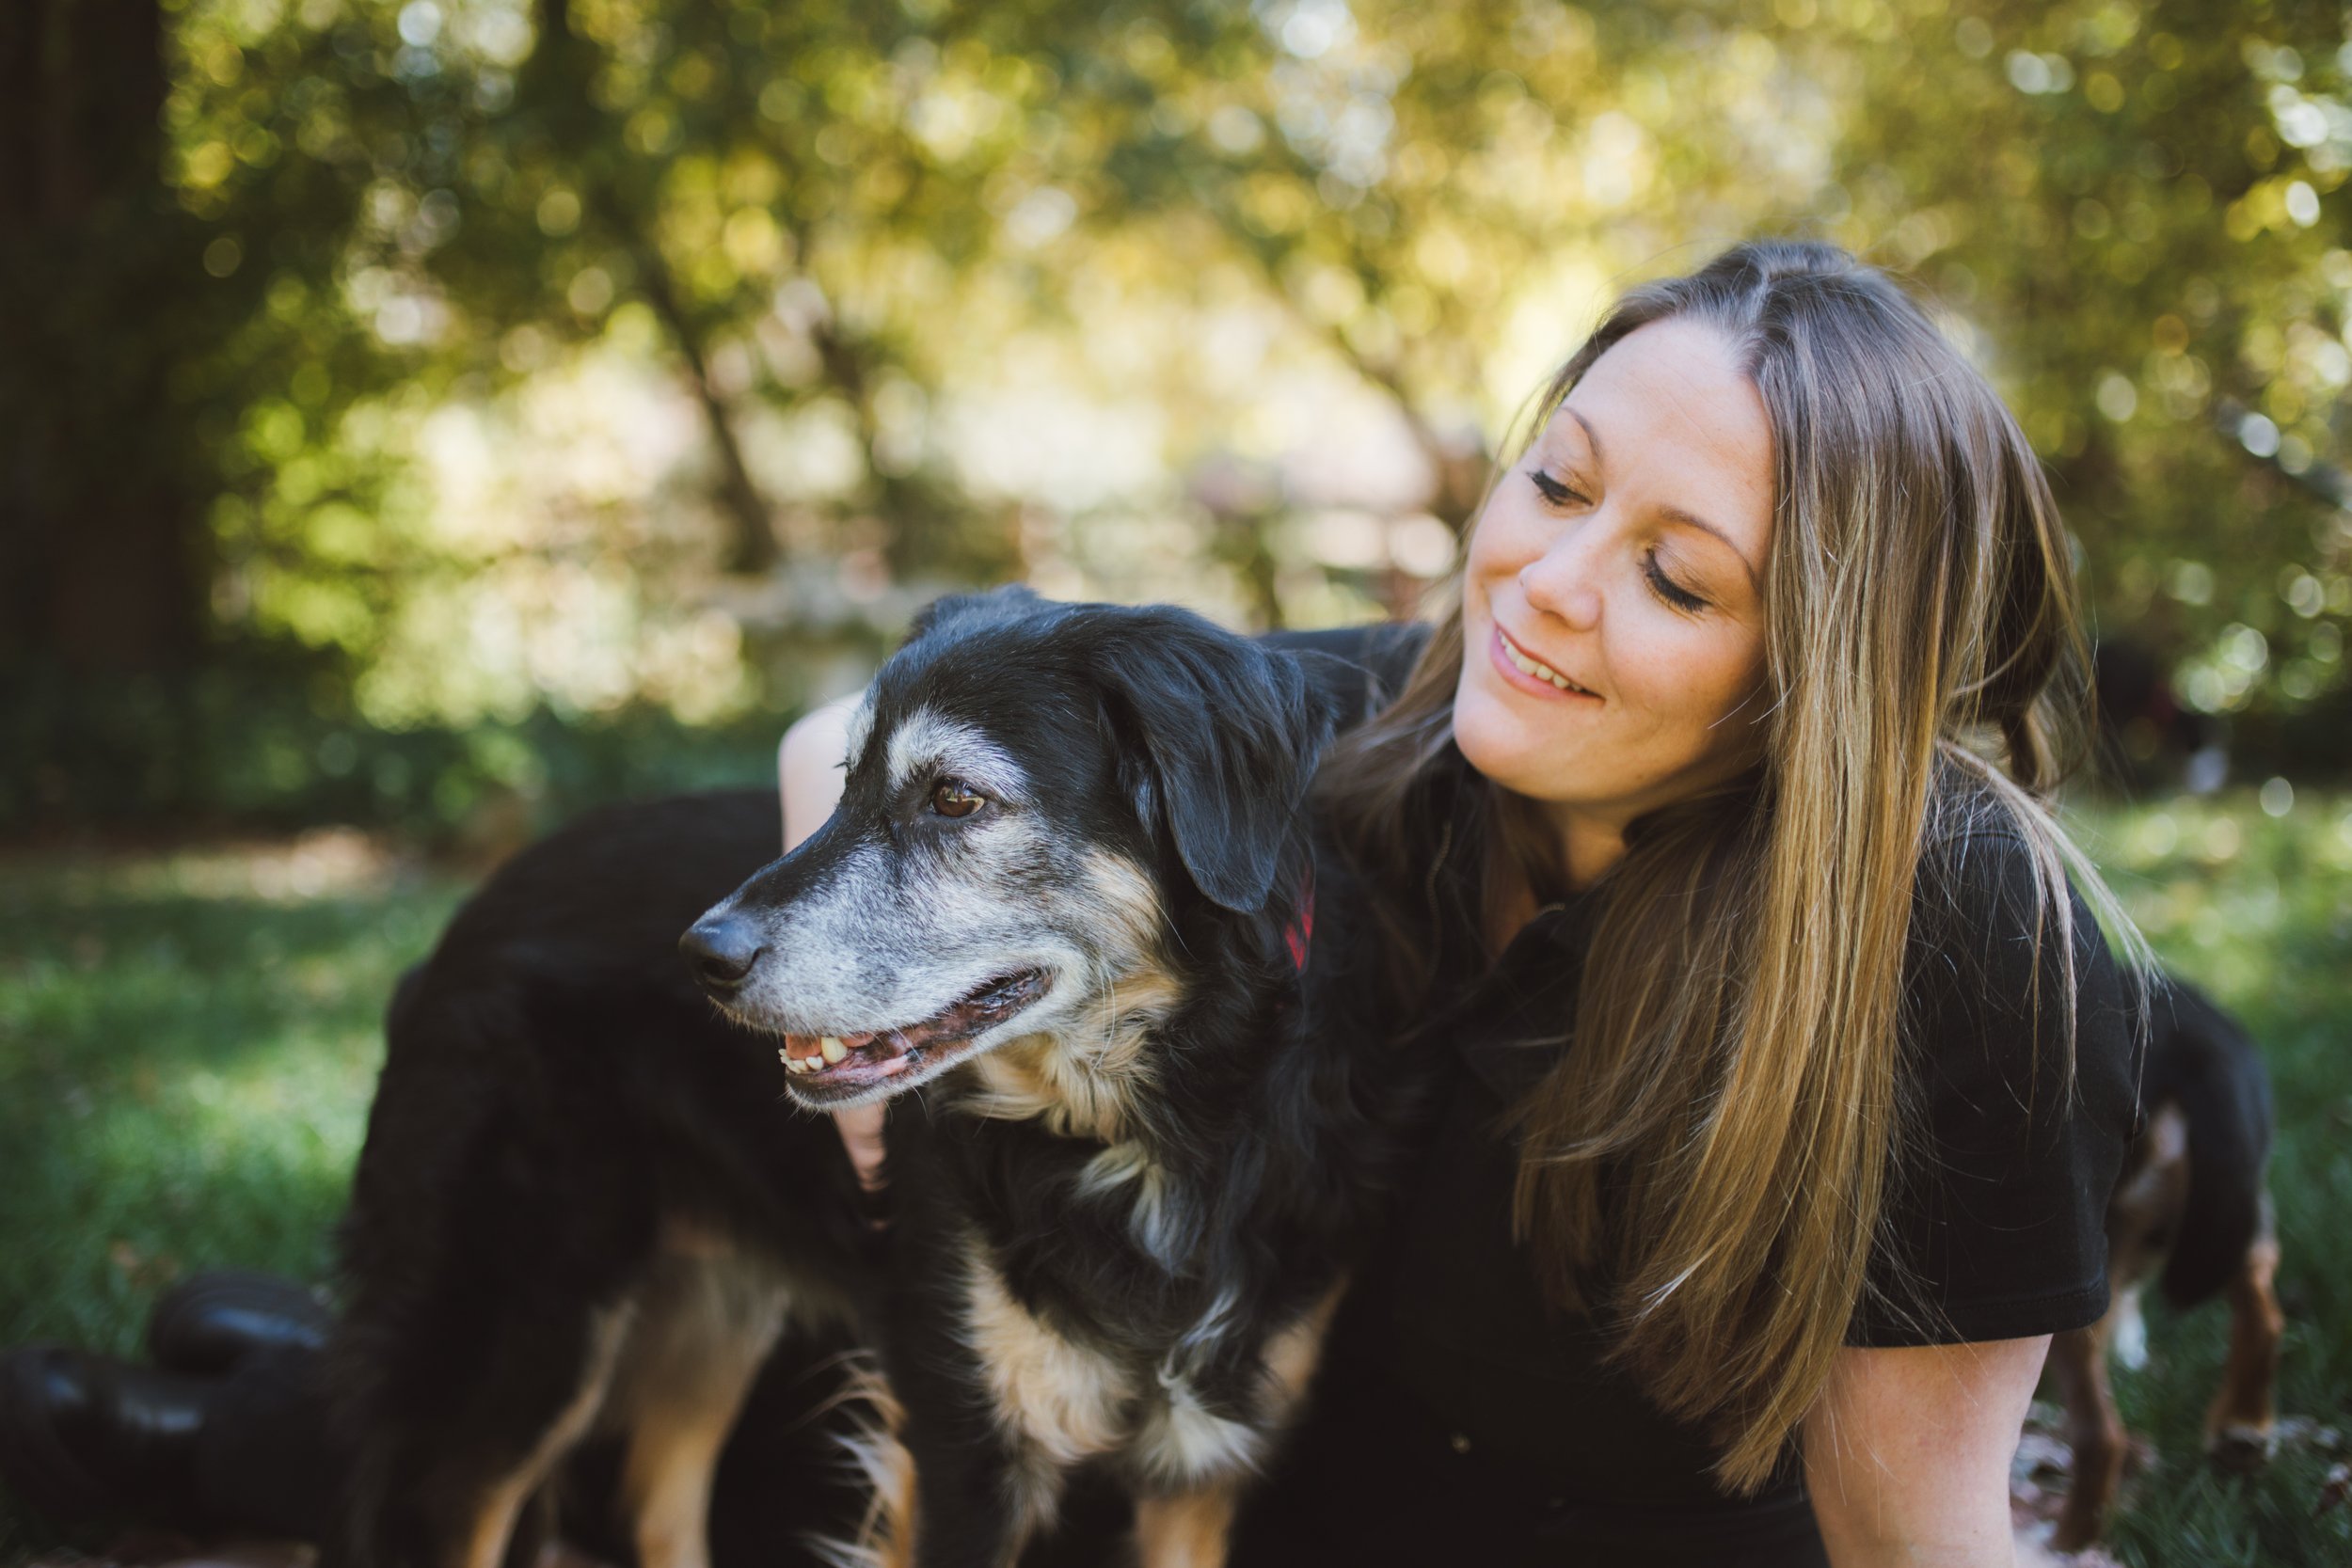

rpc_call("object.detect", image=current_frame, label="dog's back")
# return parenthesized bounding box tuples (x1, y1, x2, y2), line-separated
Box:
(2136, 975, 2273, 1307)
(342, 791, 810, 1338)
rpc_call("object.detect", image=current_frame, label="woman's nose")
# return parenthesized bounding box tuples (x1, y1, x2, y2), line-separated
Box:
(1518, 525, 1605, 630)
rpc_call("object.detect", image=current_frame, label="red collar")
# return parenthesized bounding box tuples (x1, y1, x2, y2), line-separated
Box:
(1281, 863, 1316, 974)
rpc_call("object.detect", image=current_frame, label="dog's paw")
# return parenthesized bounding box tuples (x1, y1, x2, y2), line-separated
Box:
(2207, 1421, 2279, 1474)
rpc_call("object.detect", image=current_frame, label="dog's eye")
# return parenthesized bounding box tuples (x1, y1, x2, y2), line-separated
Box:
(930, 779, 986, 819)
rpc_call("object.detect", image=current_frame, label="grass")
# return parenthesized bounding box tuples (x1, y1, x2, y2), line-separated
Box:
(0, 833, 462, 1563)
(0, 795, 2348, 1565)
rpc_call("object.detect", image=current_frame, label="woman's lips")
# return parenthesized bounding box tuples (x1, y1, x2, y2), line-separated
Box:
(1487, 625, 1600, 703)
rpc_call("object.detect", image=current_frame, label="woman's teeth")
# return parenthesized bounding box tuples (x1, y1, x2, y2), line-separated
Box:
(1503, 635, 1594, 696)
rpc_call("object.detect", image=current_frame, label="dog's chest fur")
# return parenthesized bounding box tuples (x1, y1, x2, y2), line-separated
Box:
(959, 1244, 1282, 1489)
(894, 1101, 1343, 1497)
(951, 1233, 1345, 1507)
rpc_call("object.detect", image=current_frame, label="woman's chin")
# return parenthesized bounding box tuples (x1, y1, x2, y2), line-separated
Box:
(1452, 680, 1576, 798)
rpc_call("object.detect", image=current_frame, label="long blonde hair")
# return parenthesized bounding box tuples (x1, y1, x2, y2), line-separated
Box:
(1323, 240, 2127, 1492)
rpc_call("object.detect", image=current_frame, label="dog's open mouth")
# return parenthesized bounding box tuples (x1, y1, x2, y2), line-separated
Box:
(777, 969, 1049, 1100)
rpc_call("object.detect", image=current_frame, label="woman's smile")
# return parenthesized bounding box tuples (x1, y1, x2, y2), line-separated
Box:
(1487, 623, 1602, 702)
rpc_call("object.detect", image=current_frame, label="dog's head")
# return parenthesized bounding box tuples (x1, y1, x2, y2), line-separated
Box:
(683, 589, 1346, 1111)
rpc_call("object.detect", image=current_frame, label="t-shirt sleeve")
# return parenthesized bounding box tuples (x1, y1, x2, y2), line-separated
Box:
(1847, 830, 2143, 1348)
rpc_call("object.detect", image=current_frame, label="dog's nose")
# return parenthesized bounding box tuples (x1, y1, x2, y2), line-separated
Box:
(679, 915, 764, 991)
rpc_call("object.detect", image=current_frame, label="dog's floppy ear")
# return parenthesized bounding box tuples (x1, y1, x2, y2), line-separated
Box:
(906, 584, 1043, 646)
(1092, 610, 1348, 914)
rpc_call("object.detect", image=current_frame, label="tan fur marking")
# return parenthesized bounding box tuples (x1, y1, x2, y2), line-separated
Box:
(963, 1249, 1137, 1467)
(611, 1248, 790, 1568)
(2051, 1102, 2190, 1551)
(958, 851, 1181, 1139)
(2049, 1317, 2123, 1553)
(2206, 1205, 2282, 1465)
(2055, 1100, 2290, 1550)
(1135, 1281, 1348, 1489)
(2105, 1101, 2190, 1295)
(1079, 848, 1175, 954)
(1133, 1487, 1239, 1568)
(1258, 1280, 1348, 1425)
(450, 1306, 633, 1568)
(809, 1358, 915, 1568)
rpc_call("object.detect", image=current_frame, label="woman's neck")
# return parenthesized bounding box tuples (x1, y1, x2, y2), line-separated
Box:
(1549, 808, 1630, 892)
(1483, 802, 1627, 950)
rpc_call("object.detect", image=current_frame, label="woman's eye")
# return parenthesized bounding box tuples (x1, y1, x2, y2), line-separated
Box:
(930, 779, 986, 819)
(1530, 469, 1586, 507)
(1643, 551, 1709, 613)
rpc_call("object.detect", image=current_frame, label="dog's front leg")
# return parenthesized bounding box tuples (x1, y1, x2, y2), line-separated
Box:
(2205, 1196, 2283, 1472)
(1132, 1486, 1237, 1568)
(870, 1251, 1052, 1568)
(897, 1396, 1047, 1568)
(2047, 1318, 2123, 1553)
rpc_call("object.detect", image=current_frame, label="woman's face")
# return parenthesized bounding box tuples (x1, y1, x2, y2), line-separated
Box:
(1454, 317, 1774, 841)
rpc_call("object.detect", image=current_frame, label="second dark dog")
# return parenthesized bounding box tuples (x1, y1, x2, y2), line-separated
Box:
(2046, 975, 2280, 1551)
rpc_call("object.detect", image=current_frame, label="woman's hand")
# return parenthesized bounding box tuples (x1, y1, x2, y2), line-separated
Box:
(780, 692, 888, 1196)
(1803, 1335, 2048, 1566)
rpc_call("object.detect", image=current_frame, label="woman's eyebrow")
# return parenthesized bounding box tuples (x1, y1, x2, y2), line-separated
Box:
(1565, 407, 1605, 464)
(1659, 506, 1762, 590)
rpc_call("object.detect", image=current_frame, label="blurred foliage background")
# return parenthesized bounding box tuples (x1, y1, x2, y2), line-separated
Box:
(8, 0, 2352, 838)
(8, 7, 2352, 1563)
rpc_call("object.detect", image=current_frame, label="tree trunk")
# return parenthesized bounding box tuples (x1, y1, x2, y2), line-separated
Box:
(0, 0, 211, 673)
(530, 0, 779, 576)
(632, 241, 781, 574)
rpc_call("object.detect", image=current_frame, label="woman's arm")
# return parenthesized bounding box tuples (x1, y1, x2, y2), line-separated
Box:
(781, 691, 861, 852)
(779, 693, 889, 1193)
(1802, 1335, 2047, 1566)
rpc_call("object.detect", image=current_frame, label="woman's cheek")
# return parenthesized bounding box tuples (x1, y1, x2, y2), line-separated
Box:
(1639, 623, 1766, 775)
(1450, 672, 1554, 797)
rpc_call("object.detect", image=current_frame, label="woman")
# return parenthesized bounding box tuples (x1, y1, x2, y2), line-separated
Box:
(790, 239, 2140, 1564)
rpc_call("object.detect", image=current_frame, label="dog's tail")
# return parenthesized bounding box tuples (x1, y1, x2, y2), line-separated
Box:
(2139, 975, 2275, 1307)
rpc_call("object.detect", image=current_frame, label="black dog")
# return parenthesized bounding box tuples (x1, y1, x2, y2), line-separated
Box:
(327, 590, 1423, 1568)
(2045, 975, 2280, 1550)
(330, 790, 877, 1568)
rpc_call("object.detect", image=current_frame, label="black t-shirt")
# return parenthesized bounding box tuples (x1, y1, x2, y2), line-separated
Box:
(1233, 623, 2143, 1566)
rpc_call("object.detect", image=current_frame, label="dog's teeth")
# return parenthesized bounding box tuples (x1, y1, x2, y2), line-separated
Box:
(820, 1036, 848, 1064)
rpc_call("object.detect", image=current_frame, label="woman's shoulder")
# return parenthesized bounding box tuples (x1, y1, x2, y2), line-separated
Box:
(1912, 761, 2108, 973)
(1911, 762, 2112, 959)
(1859, 770, 2146, 1344)
(1854, 808, 2146, 1346)
(1902, 770, 2136, 1097)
